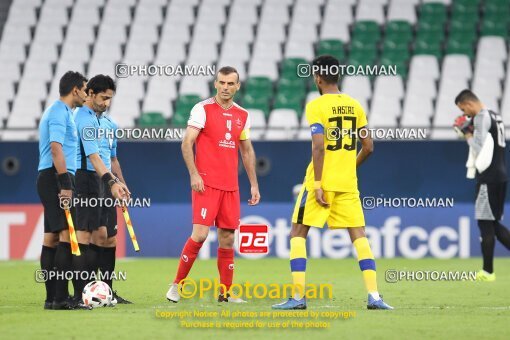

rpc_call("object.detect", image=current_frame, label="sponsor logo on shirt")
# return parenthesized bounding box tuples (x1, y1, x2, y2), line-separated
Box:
(219, 140, 236, 148)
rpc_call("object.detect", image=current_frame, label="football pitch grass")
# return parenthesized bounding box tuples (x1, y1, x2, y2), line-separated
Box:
(1, 258, 509, 339)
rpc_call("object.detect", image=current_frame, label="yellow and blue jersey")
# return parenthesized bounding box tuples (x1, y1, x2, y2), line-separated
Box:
(304, 93, 368, 193)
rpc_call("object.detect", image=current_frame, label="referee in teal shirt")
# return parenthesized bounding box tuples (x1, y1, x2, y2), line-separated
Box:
(37, 71, 87, 310)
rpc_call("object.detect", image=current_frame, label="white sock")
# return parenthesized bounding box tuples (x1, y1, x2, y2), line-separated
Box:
(369, 292, 380, 300)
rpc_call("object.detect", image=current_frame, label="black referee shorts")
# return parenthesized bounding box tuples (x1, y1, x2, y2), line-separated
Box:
(100, 185, 118, 238)
(475, 182, 507, 221)
(75, 169, 101, 232)
(37, 167, 76, 233)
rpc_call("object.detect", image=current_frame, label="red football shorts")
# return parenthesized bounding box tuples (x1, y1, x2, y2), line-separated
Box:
(192, 185, 240, 229)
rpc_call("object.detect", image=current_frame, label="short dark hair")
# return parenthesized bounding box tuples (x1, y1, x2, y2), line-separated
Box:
(86, 74, 116, 95)
(312, 55, 340, 84)
(217, 66, 239, 82)
(455, 89, 479, 105)
(59, 71, 87, 96)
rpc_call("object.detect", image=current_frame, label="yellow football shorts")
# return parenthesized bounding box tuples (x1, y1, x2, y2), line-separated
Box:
(291, 185, 365, 228)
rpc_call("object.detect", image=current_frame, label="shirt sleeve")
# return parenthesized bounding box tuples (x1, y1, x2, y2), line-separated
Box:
(48, 108, 66, 145)
(306, 101, 324, 135)
(77, 115, 99, 157)
(187, 104, 206, 130)
(468, 111, 491, 154)
(111, 120, 118, 158)
(355, 101, 368, 130)
(240, 111, 251, 140)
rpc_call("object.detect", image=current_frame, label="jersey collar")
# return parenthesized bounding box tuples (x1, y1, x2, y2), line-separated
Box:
(213, 96, 234, 110)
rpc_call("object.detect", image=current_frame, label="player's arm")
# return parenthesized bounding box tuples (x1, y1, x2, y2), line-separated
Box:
(356, 127, 373, 168)
(181, 127, 204, 192)
(307, 101, 329, 207)
(239, 139, 260, 205)
(48, 110, 73, 199)
(355, 102, 372, 168)
(111, 157, 126, 184)
(88, 154, 129, 200)
(466, 113, 490, 154)
(311, 132, 329, 207)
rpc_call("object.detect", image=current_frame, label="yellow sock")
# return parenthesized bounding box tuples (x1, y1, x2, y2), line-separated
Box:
(353, 237, 378, 295)
(290, 237, 307, 299)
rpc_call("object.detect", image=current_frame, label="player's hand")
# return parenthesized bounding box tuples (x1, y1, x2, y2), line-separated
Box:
(191, 173, 205, 192)
(58, 189, 72, 208)
(314, 188, 330, 208)
(248, 186, 260, 206)
(111, 182, 128, 202)
(453, 115, 474, 138)
(58, 189, 72, 199)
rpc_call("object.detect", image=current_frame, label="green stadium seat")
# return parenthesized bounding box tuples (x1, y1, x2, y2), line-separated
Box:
(448, 31, 476, 45)
(171, 107, 190, 128)
(420, 3, 447, 22)
(417, 20, 445, 35)
(274, 94, 303, 116)
(175, 94, 201, 112)
(480, 20, 508, 38)
(455, 0, 480, 5)
(277, 77, 306, 93)
(414, 41, 442, 59)
(450, 19, 477, 36)
(350, 39, 378, 52)
(139, 112, 166, 127)
(245, 76, 272, 95)
(483, 11, 510, 24)
(416, 29, 445, 45)
(317, 39, 345, 61)
(349, 50, 377, 66)
(446, 40, 474, 59)
(381, 49, 410, 64)
(379, 58, 407, 78)
(484, 2, 510, 17)
(452, 1, 479, 15)
(352, 20, 381, 42)
(385, 20, 413, 43)
(281, 58, 308, 77)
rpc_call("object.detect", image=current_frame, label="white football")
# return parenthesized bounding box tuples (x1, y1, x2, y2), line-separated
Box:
(82, 281, 113, 308)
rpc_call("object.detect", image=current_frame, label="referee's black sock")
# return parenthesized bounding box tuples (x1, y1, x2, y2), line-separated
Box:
(100, 247, 116, 290)
(495, 221, 510, 250)
(478, 220, 496, 273)
(54, 242, 72, 302)
(40, 245, 57, 303)
(72, 243, 89, 299)
(87, 243, 103, 278)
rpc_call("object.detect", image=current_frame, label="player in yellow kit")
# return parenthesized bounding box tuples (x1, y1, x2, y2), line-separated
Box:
(272, 55, 393, 310)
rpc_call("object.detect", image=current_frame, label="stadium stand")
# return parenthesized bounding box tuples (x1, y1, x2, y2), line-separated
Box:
(0, 0, 509, 140)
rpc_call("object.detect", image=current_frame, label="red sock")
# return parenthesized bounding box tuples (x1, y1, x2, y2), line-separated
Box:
(217, 247, 234, 294)
(174, 238, 203, 284)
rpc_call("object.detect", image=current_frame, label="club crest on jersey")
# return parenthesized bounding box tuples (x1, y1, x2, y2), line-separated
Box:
(236, 118, 242, 128)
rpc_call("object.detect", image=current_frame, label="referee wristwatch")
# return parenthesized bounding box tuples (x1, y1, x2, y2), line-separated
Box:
(108, 177, 121, 188)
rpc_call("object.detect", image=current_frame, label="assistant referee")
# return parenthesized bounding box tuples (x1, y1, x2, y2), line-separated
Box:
(37, 71, 87, 310)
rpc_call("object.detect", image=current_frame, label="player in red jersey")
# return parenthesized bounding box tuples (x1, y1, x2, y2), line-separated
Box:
(166, 66, 261, 303)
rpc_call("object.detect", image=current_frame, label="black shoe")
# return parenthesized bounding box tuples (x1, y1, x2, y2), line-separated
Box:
(113, 291, 133, 304)
(52, 300, 74, 310)
(73, 301, 93, 310)
(44, 301, 53, 310)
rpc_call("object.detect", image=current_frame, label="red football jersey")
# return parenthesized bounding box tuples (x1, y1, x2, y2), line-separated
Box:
(187, 97, 251, 191)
